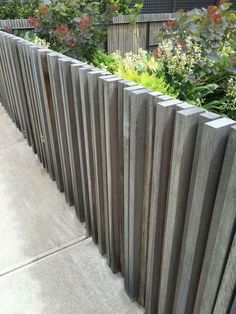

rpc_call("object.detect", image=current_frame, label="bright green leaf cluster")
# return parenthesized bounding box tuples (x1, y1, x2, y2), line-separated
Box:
(0, 0, 37, 19)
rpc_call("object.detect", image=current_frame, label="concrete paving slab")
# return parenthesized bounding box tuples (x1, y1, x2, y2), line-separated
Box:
(0, 238, 143, 314)
(0, 141, 86, 275)
(0, 106, 24, 149)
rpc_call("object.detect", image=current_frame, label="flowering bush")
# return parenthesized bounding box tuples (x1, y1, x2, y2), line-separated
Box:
(29, 0, 143, 61)
(153, 1, 236, 118)
(92, 2, 236, 119)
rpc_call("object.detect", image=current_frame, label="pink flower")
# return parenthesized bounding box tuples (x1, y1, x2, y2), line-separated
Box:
(153, 48, 162, 59)
(3, 26, 12, 33)
(166, 20, 176, 29)
(208, 6, 218, 13)
(39, 6, 49, 15)
(211, 13, 222, 23)
(54, 24, 70, 37)
(28, 17, 40, 27)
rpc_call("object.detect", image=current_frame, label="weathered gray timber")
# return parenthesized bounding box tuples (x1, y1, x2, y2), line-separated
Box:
(29, 45, 49, 169)
(87, 70, 108, 254)
(128, 88, 150, 300)
(230, 295, 236, 314)
(79, 66, 98, 242)
(0, 34, 20, 128)
(0, 19, 32, 30)
(145, 97, 184, 314)
(27, 44, 48, 169)
(138, 91, 160, 306)
(58, 58, 85, 221)
(158, 107, 205, 314)
(47, 53, 74, 205)
(213, 232, 236, 314)
(123, 85, 145, 293)
(98, 75, 115, 263)
(19, 41, 42, 156)
(17, 40, 37, 153)
(0, 32, 236, 314)
(103, 76, 122, 273)
(71, 64, 92, 234)
(117, 80, 138, 273)
(108, 13, 174, 54)
(37, 49, 64, 192)
(4, 35, 26, 137)
(173, 111, 225, 314)
(193, 124, 236, 314)
(28, 46, 54, 178)
(24, 42, 44, 163)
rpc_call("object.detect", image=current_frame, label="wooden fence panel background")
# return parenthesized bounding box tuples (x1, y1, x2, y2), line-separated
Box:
(0, 15, 172, 54)
(108, 14, 174, 54)
(0, 31, 235, 314)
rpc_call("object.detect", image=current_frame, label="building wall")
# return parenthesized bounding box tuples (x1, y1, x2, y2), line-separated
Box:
(140, 0, 236, 13)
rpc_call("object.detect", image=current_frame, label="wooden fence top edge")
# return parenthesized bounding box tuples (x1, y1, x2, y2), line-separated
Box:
(112, 13, 175, 24)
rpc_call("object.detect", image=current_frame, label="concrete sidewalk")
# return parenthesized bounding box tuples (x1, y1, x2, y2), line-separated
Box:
(0, 106, 143, 314)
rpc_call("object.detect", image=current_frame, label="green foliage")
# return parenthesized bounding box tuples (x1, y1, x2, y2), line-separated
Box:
(92, 2, 236, 119)
(92, 50, 119, 73)
(0, 0, 37, 19)
(29, 0, 142, 61)
(20, 30, 50, 48)
(92, 49, 177, 96)
(153, 1, 236, 118)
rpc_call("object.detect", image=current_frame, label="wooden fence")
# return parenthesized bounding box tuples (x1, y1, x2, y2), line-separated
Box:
(0, 31, 235, 314)
(0, 19, 32, 30)
(107, 13, 174, 54)
(0, 15, 172, 54)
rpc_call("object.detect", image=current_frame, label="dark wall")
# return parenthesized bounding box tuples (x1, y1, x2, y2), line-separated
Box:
(141, 0, 235, 13)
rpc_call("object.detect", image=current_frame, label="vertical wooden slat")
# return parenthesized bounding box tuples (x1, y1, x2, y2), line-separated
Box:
(58, 58, 85, 221)
(145, 97, 183, 314)
(98, 74, 117, 264)
(79, 66, 98, 241)
(37, 49, 64, 192)
(103, 76, 122, 273)
(213, 231, 236, 314)
(193, 124, 236, 314)
(87, 70, 109, 254)
(173, 112, 228, 314)
(47, 52, 74, 205)
(123, 85, 145, 291)
(158, 107, 205, 314)
(117, 80, 138, 274)
(71, 63, 92, 235)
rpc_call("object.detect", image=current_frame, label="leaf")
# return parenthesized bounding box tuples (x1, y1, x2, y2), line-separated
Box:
(73, 17, 81, 23)
(220, 3, 233, 11)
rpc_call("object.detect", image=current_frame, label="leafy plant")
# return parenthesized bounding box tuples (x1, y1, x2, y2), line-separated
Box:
(153, 1, 236, 118)
(21, 31, 50, 48)
(92, 50, 119, 73)
(92, 49, 177, 96)
(28, 0, 143, 61)
(0, 0, 37, 19)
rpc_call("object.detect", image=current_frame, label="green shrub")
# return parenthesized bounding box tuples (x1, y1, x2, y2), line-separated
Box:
(0, 0, 37, 19)
(92, 2, 236, 119)
(21, 30, 50, 48)
(154, 1, 236, 118)
(28, 0, 143, 61)
(92, 49, 177, 96)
